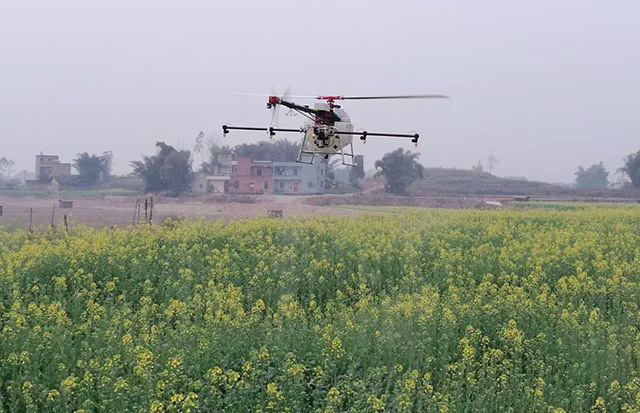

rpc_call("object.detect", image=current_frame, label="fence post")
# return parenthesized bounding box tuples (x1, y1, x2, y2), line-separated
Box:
(132, 199, 140, 226)
(149, 196, 154, 224)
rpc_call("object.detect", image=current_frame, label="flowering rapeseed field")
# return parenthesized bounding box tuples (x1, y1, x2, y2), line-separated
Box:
(2, 207, 640, 411)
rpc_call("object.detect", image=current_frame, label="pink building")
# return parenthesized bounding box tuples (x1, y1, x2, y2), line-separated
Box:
(227, 157, 273, 194)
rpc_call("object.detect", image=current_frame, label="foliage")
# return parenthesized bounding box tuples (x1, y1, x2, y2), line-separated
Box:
(73, 152, 112, 185)
(620, 149, 640, 187)
(486, 153, 498, 174)
(2, 208, 640, 411)
(472, 161, 483, 172)
(324, 159, 339, 190)
(100, 152, 113, 182)
(234, 139, 300, 162)
(0, 157, 15, 180)
(349, 155, 365, 187)
(201, 144, 233, 174)
(0, 157, 17, 188)
(131, 142, 193, 195)
(375, 149, 424, 194)
(575, 162, 609, 189)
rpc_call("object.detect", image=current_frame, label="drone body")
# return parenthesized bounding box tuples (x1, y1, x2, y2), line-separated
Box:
(223, 94, 448, 166)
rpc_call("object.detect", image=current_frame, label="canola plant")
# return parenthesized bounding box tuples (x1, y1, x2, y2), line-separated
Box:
(1, 207, 640, 412)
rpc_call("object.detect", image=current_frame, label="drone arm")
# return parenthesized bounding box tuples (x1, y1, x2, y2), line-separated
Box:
(332, 130, 420, 144)
(222, 125, 303, 137)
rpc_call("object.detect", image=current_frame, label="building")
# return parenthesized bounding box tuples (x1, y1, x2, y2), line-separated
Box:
(228, 157, 273, 194)
(25, 175, 83, 191)
(273, 161, 326, 195)
(190, 172, 230, 194)
(35, 154, 71, 180)
(188, 155, 327, 196)
(50, 175, 83, 191)
(209, 151, 234, 175)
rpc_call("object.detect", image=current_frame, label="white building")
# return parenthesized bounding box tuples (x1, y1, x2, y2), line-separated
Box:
(190, 173, 230, 194)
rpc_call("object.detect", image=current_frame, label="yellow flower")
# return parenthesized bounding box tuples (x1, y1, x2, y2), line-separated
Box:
(46, 389, 60, 402)
(170, 393, 184, 404)
(61, 376, 78, 394)
(330, 338, 345, 359)
(169, 357, 182, 370)
(367, 396, 385, 411)
(266, 382, 278, 396)
(150, 401, 164, 413)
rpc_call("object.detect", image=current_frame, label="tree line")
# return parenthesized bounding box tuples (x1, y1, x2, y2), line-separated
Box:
(4, 144, 640, 196)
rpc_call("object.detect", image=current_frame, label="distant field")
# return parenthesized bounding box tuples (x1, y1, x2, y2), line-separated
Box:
(509, 201, 640, 210)
(409, 167, 640, 199)
(0, 188, 142, 198)
(2, 207, 640, 411)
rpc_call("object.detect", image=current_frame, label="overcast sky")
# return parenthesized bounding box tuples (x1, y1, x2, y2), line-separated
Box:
(1, 0, 639, 182)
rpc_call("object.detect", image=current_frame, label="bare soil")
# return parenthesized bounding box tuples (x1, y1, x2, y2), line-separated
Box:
(0, 194, 367, 231)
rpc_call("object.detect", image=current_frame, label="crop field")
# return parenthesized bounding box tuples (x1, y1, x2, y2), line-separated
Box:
(2, 207, 640, 411)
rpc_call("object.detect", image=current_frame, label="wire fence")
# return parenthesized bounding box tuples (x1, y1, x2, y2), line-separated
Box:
(0, 197, 158, 232)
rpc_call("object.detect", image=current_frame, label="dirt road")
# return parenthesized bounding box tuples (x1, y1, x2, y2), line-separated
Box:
(0, 195, 364, 231)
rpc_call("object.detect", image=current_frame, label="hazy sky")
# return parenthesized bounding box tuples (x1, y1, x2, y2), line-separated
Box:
(1, 0, 639, 183)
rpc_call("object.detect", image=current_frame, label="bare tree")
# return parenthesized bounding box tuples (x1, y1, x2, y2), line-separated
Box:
(487, 152, 498, 174)
(0, 157, 15, 180)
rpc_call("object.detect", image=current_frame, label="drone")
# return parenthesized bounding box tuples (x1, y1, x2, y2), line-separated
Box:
(222, 93, 448, 166)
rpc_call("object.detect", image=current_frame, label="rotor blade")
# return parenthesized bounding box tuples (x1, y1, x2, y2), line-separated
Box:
(336, 94, 449, 100)
(233, 93, 319, 99)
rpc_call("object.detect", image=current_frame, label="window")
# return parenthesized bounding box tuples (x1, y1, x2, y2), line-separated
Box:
(249, 182, 255, 191)
(264, 181, 269, 189)
(234, 181, 239, 189)
(257, 169, 262, 176)
(293, 168, 298, 176)
(279, 181, 284, 189)
(308, 181, 314, 188)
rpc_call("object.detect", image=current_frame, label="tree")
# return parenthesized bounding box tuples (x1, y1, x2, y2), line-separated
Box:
(131, 142, 193, 195)
(486, 153, 498, 174)
(574, 162, 609, 190)
(234, 139, 300, 162)
(100, 151, 113, 182)
(620, 149, 640, 188)
(325, 159, 339, 190)
(349, 155, 365, 187)
(201, 143, 233, 174)
(73, 152, 112, 185)
(0, 157, 15, 180)
(193, 131, 206, 170)
(472, 161, 484, 173)
(374, 149, 424, 195)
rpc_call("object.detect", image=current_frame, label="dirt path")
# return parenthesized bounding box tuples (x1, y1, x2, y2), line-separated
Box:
(0, 195, 367, 230)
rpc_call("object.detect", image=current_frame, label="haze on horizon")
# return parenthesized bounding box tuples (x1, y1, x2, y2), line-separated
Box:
(1, 0, 639, 184)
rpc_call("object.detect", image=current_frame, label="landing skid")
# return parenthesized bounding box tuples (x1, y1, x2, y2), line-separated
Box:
(297, 133, 356, 166)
